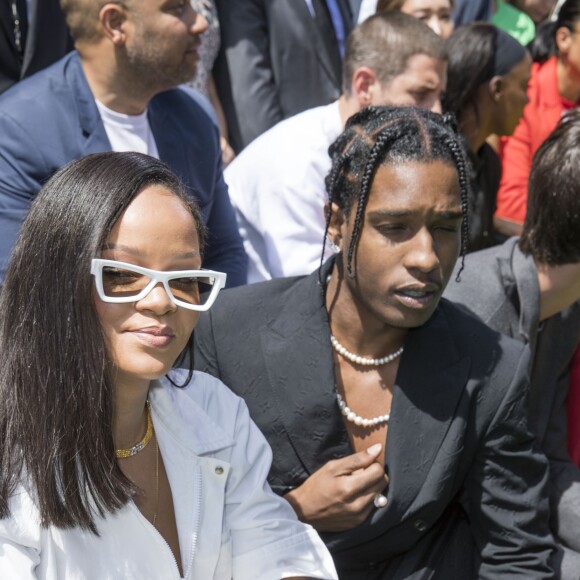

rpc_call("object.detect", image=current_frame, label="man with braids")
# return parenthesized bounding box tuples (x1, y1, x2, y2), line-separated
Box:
(0, 0, 247, 286)
(195, 106, 556, 578)
(225, 12, 446, 283)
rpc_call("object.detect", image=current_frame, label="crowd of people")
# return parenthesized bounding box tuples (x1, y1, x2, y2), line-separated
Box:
(0, 0, 579, 578)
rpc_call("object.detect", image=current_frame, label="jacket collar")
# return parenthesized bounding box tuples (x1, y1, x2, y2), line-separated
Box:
(149, 373, 235, 456)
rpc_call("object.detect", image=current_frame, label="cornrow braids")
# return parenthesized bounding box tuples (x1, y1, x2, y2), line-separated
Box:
(323, 106, 470, 278)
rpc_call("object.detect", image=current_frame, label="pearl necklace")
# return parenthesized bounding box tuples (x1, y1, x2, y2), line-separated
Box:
(330, 334, 404, 366)
(336, 392, 389, 427)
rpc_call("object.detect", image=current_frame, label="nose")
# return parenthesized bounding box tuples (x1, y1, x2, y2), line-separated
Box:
(135, 283, 178, 315)
(428, 16, 442, 37)
(404, 228, 440, 274)
(189, 4, 208, 35)
(430, 97, 442, 115)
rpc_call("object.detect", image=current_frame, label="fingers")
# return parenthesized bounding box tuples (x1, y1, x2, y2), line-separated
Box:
(330, 443, 383, 476)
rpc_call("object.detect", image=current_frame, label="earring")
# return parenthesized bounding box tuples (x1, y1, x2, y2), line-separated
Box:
(327, 238, 341, 253)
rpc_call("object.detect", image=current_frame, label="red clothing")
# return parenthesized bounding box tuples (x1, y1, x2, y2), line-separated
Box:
(569, 345, 580, 466)
(496, 57, 576, 224)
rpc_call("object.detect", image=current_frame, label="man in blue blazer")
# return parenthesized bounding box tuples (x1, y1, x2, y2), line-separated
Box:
(0, 0, 247, 286)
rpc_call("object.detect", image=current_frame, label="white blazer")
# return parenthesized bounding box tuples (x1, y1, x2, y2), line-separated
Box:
(0, 371, 338, 580)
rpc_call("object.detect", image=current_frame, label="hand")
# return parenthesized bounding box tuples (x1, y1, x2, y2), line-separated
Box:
(284, 444, 389, 532)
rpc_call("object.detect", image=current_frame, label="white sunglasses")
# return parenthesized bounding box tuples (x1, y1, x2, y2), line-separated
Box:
(91, 259, 227, 312)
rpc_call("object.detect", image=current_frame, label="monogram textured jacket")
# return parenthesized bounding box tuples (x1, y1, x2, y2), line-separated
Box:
(194, 261, 556, 579)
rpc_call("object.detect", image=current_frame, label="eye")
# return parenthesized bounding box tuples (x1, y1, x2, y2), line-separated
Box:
(102, 267, 140, 285)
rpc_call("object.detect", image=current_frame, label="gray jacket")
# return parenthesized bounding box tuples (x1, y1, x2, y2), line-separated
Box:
(445, 237, 580, 578)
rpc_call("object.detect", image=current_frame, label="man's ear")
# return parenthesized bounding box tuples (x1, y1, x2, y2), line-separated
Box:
(100, 3, 127, 45)
(352, 67, 380, 108)
(556, 25, 572, 55)
(325, 201, 345, 249)
(488, 75, 504, 102)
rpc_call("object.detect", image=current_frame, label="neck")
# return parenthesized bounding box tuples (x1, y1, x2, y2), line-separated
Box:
(81, 50, 153, 115)
(557, 57, 580, 103)
(326, 262, 408, 357)
(338, 94, 360, 127)
(537, 260, 580, 321)
(113, 376, 151, 450)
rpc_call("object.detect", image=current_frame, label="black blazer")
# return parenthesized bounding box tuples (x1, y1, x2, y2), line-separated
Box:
(214, 0, 353, 152)
(0, 0, 72, 94)
(194, 263, 556, 578)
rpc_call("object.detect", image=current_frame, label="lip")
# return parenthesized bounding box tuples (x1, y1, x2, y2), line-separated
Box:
(127, 326, 176, 348)
(393, 284, 441, 309)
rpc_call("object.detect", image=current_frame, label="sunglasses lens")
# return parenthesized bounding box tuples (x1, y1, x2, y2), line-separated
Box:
(168, 275, 217, 306)
(101, 266, 152, 298)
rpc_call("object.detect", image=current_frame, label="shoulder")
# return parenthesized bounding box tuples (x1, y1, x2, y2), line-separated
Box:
(151, 86, 219, 130)
(199, 274, 307, 330)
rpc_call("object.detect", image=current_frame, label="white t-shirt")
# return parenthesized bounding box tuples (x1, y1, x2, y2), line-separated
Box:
(95, 100, 160, 159)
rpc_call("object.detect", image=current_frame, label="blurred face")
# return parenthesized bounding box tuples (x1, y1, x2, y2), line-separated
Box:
(333, 161, 462, 330)
(374, 54, 447, 113)
(122, 0, 208, 90)
(493, 52, 531, 136)
(400, 0, 454, 38)
(94, 185, 201, 390)
(511, 0, 557, 23)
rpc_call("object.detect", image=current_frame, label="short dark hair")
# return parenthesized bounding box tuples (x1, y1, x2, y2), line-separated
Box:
(529, 0, 580, 63)
(342, 12, 446, 95)
(376, 0, 455, 11)
(442, 23, 498, 121)
(0, 152, 205, 532)
(323, 106, 469, 277)
(519, 111, 580, 264)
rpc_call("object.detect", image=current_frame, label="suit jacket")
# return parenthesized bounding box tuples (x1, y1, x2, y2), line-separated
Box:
(194, 262, 556, 579)
(444, 238, 580, 573)
(213, 0, 353, 152)
(0, 0, 72, 94)
(0, 51, 247, 286)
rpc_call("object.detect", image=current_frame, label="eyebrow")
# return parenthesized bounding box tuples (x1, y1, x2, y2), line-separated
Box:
(367, 209, 463, 220)
(101, 243, 199, 259)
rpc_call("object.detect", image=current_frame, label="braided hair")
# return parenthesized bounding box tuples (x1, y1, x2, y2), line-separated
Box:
(322, 106, 470, 279)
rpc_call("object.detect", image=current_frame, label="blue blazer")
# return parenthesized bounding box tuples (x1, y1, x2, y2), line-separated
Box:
(0, 51, 247, 286)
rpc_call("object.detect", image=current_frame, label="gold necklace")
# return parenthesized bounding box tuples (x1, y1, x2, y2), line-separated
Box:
(115, 400, 153, 458)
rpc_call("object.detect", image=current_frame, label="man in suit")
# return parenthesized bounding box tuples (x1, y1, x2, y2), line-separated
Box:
(0, 0, 247, 286)
(225, 13, 447, 283)
(214, 0, 354, 152)
(0, 0, 72, 94)
(445, 112, 580, 579)
(195, 107, 556, 577)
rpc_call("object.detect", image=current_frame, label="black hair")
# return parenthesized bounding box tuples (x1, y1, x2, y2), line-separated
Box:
(322, 106, 469, 278)
(0, 152, 205, 532)
(519, 110, 580, 264)
(529, 0, 580, 63)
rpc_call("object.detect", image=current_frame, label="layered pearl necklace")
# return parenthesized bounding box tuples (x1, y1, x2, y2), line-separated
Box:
(330, 334, 404, 366)
(331, 334, 403, 427)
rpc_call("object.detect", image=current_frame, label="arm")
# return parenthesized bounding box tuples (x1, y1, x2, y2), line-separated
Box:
(0, 489, 41, 578)
(465, 346, 556, 579)
(215, 0, 284, 149)
(0, 112, 46, 281)
(494, 116, 533, 235)
(208, 75, 235, 167)
(226, 398, 338, 580)
(202, 122, 248, 288)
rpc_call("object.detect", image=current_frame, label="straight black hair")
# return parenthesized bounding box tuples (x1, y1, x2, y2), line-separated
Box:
(0, 152, 205, 532)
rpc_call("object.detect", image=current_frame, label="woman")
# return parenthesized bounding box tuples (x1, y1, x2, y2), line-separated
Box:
(442, 23, 531, 250)
(194, 107, 556, 578)
(376, 0, 455, 37)
(495, 0, 580, 237)
(0, 152, 337, 579)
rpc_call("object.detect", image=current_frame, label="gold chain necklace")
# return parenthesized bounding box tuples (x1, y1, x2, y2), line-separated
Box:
(115, 401, 153, 458)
